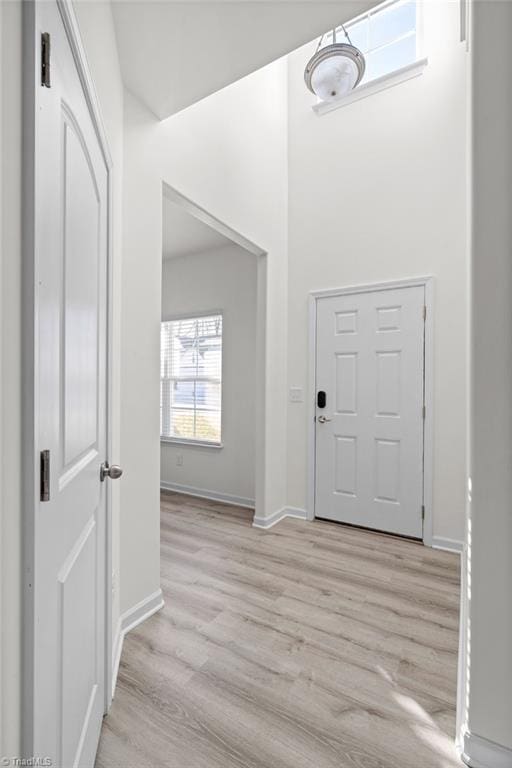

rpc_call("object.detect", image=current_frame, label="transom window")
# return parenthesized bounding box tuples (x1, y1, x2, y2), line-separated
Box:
(161, 314, 222, 444)
(325, 0, 418, 86)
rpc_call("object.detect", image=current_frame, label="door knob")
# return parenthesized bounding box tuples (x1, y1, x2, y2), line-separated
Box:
(100, 462, 123, 482)
(317, 415, 332, 424)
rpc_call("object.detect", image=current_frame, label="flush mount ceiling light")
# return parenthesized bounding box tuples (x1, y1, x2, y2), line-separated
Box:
(304, 26, 365, 102)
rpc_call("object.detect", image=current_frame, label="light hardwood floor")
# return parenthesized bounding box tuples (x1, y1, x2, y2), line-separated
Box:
(96, 492, 462, 768)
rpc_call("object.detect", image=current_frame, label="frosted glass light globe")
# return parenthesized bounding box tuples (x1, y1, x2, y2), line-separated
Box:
(310, 54, 359, 101)
(304, 43, 365, 103)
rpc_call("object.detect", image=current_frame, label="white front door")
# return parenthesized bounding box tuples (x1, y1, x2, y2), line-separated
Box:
(315, 285, 425, 538)
(29, 3, 110, 765)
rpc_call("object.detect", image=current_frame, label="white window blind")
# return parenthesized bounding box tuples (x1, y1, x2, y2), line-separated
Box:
(161, 314, 222, 444)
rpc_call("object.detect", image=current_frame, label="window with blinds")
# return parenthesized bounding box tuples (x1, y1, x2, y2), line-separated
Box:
(160, 314, 223, 444)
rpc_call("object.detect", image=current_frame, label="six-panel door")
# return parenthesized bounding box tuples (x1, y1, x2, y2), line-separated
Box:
(315, 286, 425, 538)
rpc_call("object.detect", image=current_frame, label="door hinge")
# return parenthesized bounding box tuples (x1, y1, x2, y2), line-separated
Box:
(41, 32, 51, 88)
(40, 449, 50, 502)
(423, 305, 427, 320)
(421, 504, 425, 521)
(422, 404, 426, 420)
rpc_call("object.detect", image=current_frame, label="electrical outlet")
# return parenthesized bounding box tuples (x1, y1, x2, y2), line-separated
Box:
(289, 387, 304, 403)
(176, 454, 183, 467)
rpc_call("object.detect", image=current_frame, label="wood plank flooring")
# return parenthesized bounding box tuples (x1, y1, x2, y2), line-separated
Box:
(96, 492, 462, 768)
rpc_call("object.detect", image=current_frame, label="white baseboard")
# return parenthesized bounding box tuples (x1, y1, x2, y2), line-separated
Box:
(461, 730, 512, 768)
(111, 588, 164, 698)
(253, 506, 308, 530)
(161, 481, 254, 509)
(432, 536, 464, 554)
(111, 621, 123, 698)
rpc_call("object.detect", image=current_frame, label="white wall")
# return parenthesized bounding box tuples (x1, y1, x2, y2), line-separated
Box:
(120, 94, 162, 612)
(161, 245, 257, 504)
(462, 0, 512, 758)
(286, 0, 468, 543)
(120, 57, 288, 611)
(1, 1, 22, 755)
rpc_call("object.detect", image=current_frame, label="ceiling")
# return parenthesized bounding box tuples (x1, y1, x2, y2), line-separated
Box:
(163, 196, 234, 259)
(111, 1, 378, 120)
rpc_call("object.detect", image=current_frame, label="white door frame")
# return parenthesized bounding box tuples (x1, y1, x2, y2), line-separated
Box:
(161, 182, 268, 523)
(22, 0, 115, 749)
(307, 276, 434, 546)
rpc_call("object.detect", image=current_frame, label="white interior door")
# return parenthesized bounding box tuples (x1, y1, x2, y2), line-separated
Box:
(30, 3, 110, 765)
(315, 285, 425, 538)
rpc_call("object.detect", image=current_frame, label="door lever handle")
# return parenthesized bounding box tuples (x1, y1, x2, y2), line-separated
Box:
(317, 415, 332, 424)
(100, 462, 123, 482)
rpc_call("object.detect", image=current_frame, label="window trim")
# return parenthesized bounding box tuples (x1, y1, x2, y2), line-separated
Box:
(160, 310, 224, 446)
(160, 436, 224, 449)
(313, 57, 428, 117)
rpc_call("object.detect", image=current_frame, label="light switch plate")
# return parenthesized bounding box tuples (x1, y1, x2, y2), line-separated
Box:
(289, 387, 303, 403)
